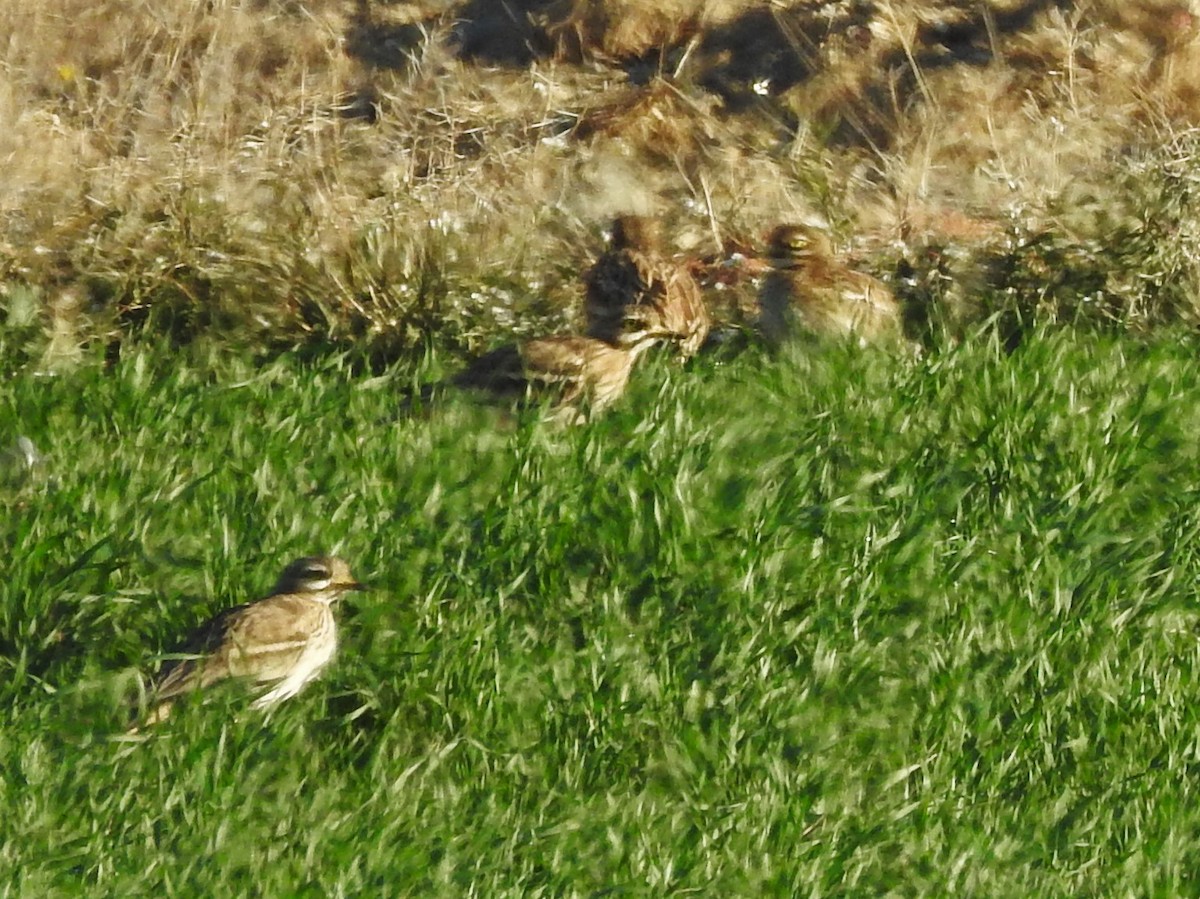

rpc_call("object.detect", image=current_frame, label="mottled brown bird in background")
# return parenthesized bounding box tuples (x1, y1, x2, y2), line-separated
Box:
(584, 215, 711, 359)
(758, 223, 906, 349)
(454, 329, 663, 425)
(131, 556, 365, 731)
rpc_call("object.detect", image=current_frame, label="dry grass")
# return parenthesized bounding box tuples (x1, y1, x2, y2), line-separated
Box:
(2, 0, 1200, 363)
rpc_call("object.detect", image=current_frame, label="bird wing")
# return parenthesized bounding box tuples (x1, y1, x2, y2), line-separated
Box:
(519, 336, 593, 383)
(151, 595, 327, 700)
(217, 595, 330, 682)
(150, 602, 251, 701)
(656, 265, 710, 353)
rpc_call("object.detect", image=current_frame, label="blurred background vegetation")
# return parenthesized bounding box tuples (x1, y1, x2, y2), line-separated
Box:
(4, 0, 1200, 369)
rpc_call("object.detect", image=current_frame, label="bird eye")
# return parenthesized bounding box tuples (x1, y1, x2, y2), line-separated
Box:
(300, 564, 330, 580)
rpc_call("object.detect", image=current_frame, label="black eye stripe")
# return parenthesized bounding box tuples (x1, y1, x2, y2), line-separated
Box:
(300, 566, 330, 579)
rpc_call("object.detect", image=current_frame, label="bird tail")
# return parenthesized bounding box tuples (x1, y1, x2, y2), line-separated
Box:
(123, 669, 170, 735)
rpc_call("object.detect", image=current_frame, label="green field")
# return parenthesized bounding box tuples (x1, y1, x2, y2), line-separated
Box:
(5, 329, 1200, 895)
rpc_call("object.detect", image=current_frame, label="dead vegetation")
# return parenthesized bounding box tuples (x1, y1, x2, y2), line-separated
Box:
(3, 0, 1200, 367)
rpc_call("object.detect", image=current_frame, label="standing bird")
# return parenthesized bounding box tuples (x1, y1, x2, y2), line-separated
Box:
(453, 330, 663, 425)
(583, 214, 711, 359)
(758, 223, 905, 348)
(131, 556, 365, 730)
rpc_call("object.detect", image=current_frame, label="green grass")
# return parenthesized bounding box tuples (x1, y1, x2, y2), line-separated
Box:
(5, 329, 1200, 895)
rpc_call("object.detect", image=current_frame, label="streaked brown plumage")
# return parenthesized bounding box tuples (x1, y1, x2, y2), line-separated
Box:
(454, 331, 660, 424)
(758, 223, 904, 348)
(132, 556, 365, 730)
(584, 215, 711, 359)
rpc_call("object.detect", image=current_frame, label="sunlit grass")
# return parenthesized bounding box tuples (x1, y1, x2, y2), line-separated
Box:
(4, 329, 1200, 894)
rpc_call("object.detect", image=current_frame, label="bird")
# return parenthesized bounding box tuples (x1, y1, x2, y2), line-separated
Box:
(583, 214, 711, 359)
(131, 555, 365, 730)
(758, 223, 906, 348)
(452, 329, 663, 425)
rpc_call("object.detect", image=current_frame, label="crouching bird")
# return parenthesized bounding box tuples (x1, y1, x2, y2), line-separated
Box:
(584, 214, 711, 360)
(452, 328, 664, 425)
(129, 555, 365, 731)
(758, 223, 907, 349)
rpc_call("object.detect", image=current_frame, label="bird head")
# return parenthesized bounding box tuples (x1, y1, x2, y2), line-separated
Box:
(274, 556, 366, 599)
(766, 223, 833, 265)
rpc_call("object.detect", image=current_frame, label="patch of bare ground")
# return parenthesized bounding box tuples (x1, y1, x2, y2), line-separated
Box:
(2, 0, 1200, 363)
